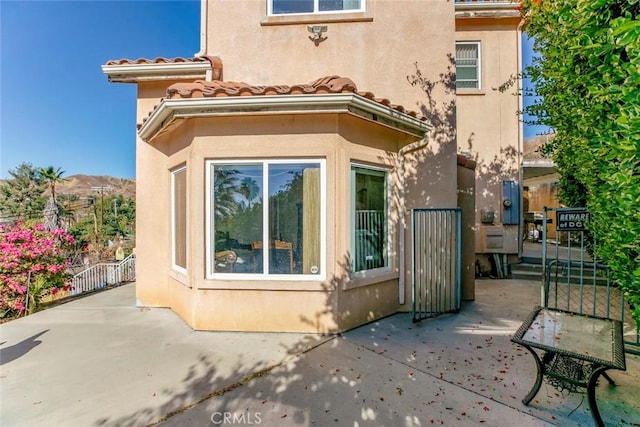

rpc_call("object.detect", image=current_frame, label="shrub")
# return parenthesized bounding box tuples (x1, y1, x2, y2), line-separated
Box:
(0, 221, 74, 319)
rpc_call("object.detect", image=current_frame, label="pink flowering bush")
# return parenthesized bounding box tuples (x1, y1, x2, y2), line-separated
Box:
(0, 221, 74, 319)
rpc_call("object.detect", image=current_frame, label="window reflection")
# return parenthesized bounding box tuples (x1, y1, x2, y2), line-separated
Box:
(211, 161, 321, 276)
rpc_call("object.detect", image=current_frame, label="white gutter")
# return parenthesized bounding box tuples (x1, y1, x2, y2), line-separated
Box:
(397, 138, 430, 305)
(101, 62, 210, 83)
(138, 94, 430, 142)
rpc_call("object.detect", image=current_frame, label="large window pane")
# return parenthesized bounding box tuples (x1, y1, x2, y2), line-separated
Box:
(213, 164, 264, 274)
(210, 161, 322, 276)
(272, 0, 313, 14)
(268, 163, 321, 274)
(319, 0, 361, 11)
(352, 166, 387, 272)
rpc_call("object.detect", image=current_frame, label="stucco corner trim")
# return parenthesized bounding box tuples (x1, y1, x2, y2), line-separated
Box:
(138, 94, 431, 142)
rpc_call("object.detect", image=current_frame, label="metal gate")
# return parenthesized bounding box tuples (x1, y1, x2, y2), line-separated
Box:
(411, 208, 461, 322)
(541, 207, 639, 354)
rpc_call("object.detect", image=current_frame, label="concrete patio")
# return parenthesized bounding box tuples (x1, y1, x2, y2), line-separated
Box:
(1, 279, 638, 426)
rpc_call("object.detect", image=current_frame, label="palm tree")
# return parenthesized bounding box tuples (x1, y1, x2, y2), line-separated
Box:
(40, 166, 66, 201)
(40, 166, 67, 231)
(240, 177, 260, 208)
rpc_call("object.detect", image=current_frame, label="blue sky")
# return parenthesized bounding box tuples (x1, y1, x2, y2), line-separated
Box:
(1, 1, 542, 180)
(1, 0, 200, 179)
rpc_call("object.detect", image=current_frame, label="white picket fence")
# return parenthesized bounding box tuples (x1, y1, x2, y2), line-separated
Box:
(70, 254, 136, 296)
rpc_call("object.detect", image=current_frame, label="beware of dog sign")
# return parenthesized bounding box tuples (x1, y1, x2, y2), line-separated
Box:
(556, 209, 590, 231)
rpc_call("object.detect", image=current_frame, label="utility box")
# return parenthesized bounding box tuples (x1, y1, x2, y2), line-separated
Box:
(478, 225, 519, 254)
(481, 209, 495, 224)
(502, 181, 520, 225)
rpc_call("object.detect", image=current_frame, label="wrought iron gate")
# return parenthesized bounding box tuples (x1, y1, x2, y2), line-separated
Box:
(541, 207, 639, 354)
(411, 208, 461, 322)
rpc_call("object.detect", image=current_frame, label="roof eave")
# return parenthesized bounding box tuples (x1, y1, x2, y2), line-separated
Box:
(455, 1, 521, 19)
(455, 1, 520, 12)
(138, 94, 430, 142)
(101, 62, 211, 83)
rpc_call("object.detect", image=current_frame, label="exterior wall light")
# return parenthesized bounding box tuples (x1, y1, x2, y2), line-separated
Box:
(308, 25, 328, 46)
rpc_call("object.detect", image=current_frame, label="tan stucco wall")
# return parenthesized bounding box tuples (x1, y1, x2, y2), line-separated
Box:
(203, 1, 453, 107)
(202, 0, 458, 205)
(455, 18, 522, 255)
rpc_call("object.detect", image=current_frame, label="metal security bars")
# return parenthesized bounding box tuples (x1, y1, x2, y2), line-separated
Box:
(412, 208, 461, 322)
(541, 207, 639, 355)
(354, 210, 386, 271)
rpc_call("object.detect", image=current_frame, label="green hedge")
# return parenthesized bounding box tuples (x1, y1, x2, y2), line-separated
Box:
(521, 0, 640, 323)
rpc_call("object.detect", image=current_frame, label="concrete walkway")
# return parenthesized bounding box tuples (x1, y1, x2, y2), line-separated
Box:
(1, 280, 639, 426)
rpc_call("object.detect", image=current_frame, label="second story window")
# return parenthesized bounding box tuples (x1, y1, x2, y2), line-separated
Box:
(270, 0, 363, 15)
(456, 42, 481, 90)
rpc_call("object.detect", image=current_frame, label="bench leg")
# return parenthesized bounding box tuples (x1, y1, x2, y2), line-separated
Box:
(521, 346, 550, 405)
(587, 366, 609, 427)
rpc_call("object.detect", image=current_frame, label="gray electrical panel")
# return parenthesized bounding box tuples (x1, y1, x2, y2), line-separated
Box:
(502, 180, 519, 225)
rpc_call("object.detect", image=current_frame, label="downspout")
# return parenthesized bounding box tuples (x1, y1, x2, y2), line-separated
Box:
(517, 18, 525, 258)
(195, 0, 210, 78)
(397, 137, 430, 305)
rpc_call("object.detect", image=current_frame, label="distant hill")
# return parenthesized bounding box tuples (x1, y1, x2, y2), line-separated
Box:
(54, 175, 135, 199)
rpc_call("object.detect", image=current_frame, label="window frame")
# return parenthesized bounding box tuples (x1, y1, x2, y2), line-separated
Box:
(350, 163, 391, 277)
(267, 0, 365, 16)
(455, 41, 482, 91)
(171, 165, 188, 274)
(205, 158, 326, 281)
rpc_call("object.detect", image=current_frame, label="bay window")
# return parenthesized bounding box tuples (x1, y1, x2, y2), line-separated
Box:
(351, 165, 388, 273)
(208, 160, 324, 278)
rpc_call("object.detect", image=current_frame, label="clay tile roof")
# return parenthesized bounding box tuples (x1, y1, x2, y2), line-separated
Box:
(105, 56, 211, 66)
(164, 75, 425, 121)
(167, 75, 357, 98)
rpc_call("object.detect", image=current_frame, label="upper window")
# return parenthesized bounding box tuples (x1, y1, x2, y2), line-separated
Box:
(351, 165, 388, 273)
(456, 42, 481, 90)
(270, 0, 363, 15)
(171, 166, 187, 272)
(207, 160, 324, 278)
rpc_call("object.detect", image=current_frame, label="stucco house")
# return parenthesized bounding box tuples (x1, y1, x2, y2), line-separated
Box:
(103, 0, 523, 333)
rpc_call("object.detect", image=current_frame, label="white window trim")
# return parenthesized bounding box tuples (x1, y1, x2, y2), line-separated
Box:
(350, 163, 392, 279)
(456, 41, 482, 91)
(205, 159, 326, 281)
(267, 0, 366, 16)
(171, 166, 187, 275)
